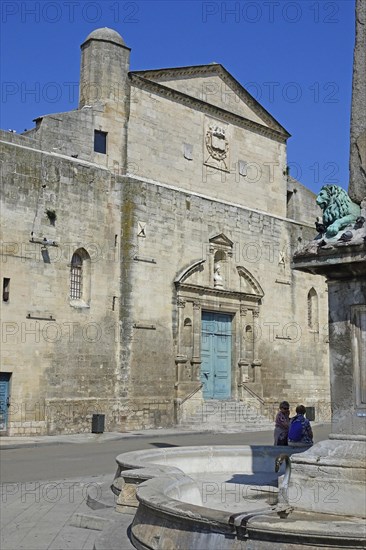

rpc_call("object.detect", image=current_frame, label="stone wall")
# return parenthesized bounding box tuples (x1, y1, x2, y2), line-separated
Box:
(127, 82, 288, 218)
(0, 27, 331, 434)
(287, 176, 321, 226)
(120, 176, 330, 424)
(1, 134, 123, 435)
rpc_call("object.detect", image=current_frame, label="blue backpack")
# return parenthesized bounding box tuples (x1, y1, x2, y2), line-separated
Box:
(288, 417, 303, 441)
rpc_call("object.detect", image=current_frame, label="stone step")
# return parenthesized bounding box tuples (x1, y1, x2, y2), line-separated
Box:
(70, 511, 114, 532)
(70, 481, 120, 532)
(87, 480, 117, 510)
(184, 418, 272, 425)
(179, 400, 274, 432)
(179, 423, 273, 433)
(184, 411, 271, 421)
(186, 412, 268, 419)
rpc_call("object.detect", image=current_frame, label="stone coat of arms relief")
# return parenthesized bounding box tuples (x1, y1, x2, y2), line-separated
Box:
(204, 121, 229, 171)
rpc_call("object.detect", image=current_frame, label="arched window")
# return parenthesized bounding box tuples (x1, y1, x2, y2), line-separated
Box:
(70, 253, 83, 299)
(70, 248, 91, 305)
(307, 288, 319, 330)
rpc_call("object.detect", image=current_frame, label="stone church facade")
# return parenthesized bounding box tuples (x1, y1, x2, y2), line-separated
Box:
(1, 28, 330, 435)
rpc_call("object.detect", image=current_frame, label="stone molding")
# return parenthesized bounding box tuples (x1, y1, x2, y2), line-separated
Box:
(129, 74, 289, 143)
(209, 233, 234, 249)
(130, 64, 290, 136)
(177, 283, 262, 304)
(174, 259, 206, 285)
(236, 266, 265, 298)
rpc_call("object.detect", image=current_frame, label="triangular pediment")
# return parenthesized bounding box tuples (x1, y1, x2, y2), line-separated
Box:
(209, 233, 233, 248)
(131, 65, 289, 136)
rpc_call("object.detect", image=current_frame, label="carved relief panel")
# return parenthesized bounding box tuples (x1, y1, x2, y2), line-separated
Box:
(204, 118, 230, 172)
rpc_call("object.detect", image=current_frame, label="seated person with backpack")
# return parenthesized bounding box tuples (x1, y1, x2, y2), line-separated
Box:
(288, 405, 314, 447)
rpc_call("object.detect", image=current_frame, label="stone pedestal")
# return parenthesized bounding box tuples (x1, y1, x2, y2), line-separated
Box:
(292, 204, 366, 520)
(289, 2, 366, 519)
(288, 439, 366, 518)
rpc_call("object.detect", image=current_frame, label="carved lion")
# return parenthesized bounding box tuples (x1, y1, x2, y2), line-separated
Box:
(316, 185, 360, 237)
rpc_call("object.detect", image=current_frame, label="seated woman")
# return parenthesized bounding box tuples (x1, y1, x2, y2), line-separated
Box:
(288, 404, 313, 447)
(274, 401, 290, 446)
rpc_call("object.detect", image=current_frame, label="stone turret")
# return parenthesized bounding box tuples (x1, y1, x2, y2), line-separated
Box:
(79, 27, 131, 115)
(79, 27, 131, 170)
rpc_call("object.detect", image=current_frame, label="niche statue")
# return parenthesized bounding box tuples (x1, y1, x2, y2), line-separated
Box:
(214, 262, 224, 288)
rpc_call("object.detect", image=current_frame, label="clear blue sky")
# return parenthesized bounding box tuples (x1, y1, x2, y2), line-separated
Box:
(0, 0, 355, 194)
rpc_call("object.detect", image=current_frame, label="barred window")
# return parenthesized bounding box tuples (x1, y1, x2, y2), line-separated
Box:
(70, 253, 83, 299)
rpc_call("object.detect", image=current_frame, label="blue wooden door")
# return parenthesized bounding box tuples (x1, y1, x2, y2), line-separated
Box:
(201, 312, 232, 399)
(0, 373, 11, 432)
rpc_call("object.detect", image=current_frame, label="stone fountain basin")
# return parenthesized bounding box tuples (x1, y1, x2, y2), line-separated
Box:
(113, 445, 366, 549)
(114, 445, 290, 512)
(115, 444, 290, 480)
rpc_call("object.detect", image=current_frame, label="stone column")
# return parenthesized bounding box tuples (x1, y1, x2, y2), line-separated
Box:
(191, 301, 202, 381)
(251, 309, 262, 384)
(238, 306, 250, 398)
(176, 298, 186, 357)
(349, 0, 366, 204)
(175, 298, 188, 387)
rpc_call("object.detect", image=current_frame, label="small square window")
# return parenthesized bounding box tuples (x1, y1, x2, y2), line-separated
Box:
(94, 130, 107, 154)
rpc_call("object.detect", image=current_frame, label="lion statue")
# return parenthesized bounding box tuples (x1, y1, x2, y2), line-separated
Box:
(316, 185, 361, 237)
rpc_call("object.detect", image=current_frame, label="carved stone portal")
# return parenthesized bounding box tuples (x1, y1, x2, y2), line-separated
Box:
(174, 253, 264, 403)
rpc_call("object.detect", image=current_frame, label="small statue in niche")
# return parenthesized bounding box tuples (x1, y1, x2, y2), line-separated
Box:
(214, 262, 224, 288)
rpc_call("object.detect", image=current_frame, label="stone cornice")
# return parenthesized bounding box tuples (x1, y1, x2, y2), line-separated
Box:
(129, 74, 289, 143)
(292, 243, 366, 278)
(176, 282, 262, 302)
(131, 64, 290, 137)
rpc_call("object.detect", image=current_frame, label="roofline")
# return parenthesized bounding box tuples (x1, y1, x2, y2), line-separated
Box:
(129, 73, 290, 142)
(80, 37, 131, 51)
(132, 64, 222, 76)
(131, 63, 290, 136)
